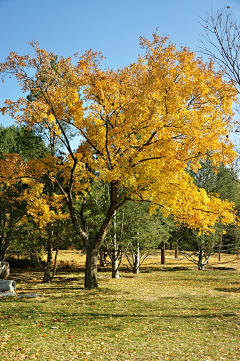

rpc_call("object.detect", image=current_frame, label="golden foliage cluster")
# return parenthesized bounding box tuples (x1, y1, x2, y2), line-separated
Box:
(0, 35, 238, 231)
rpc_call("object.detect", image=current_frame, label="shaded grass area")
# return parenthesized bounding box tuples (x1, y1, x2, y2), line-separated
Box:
(1, 267, 240, 361)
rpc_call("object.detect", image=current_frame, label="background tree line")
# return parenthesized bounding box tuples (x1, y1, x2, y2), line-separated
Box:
(1, 124, 239, 281)
(0, 29, 239, 288)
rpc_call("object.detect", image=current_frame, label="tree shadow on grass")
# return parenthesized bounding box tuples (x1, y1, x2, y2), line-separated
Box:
(8, 285, 130, 299)
(215, 287, 240, 293)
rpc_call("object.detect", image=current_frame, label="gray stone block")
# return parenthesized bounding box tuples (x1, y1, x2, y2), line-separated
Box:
(0, 279, 16, 293)
(0, 291, 15, 298)
(17, 293, 39, 298)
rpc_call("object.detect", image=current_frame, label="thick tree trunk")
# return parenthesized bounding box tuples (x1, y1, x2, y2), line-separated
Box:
(65, 183, 119, 289)
(85, 243, 99, 289)
(161, 241, 166, 264)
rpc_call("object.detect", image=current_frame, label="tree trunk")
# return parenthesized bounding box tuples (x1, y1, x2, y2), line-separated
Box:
(218, 233, 222, 261)
(85, 243, 99, 289)
(161, 241, 166, 264)
(169, 241, 173, 250)
(112, 260, 119, 278)
(43, 242, 53, 283)
(133, 242, 140, 273)
(67, 182, 118, 289)
(175, 241, 178, 259)
(112, 246, 119, 278)
(237, 237, 240, 259)
(42, 225, 53, 283)
(112, 210, 119, 278)
(198, 246, 205, 270)
(99, 247, 107, 267)
(198, 263, 205, 270)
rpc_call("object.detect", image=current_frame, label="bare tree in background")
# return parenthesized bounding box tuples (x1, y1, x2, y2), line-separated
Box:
(198, 6, 240, 162)
(198, 6, 240, 96)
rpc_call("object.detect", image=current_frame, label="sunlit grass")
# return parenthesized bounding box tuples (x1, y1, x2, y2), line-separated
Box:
(1, 252, 240, 360)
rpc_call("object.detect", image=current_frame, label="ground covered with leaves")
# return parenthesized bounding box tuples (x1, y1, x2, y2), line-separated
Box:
(1, 252, 240, 361)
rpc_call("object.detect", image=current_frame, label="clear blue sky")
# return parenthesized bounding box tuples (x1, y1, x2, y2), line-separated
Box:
(1, 0, 240, 130)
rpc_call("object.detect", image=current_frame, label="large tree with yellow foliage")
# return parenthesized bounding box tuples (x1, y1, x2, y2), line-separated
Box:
(0, 34, 238, 288)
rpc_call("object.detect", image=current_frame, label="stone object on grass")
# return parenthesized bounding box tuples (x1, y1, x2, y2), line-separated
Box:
(17, 293, 39, 298)
(0, 278, 40, 298)
(0, 291, 15, 298)
(0, 261, 10, 279)
(0, 279, 16, 294)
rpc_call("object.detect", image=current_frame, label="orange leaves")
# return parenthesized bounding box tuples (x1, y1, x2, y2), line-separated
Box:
(0, 153, 26, 185)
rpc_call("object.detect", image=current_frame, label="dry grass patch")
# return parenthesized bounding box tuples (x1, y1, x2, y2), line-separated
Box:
(0, 252, 239, 361)
(43, 249, 240, 271)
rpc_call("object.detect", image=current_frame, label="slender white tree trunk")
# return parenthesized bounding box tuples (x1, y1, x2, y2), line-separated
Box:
(133, 241, 140, 273)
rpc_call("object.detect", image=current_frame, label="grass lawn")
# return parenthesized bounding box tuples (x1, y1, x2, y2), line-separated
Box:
(0, 251, 240, 361)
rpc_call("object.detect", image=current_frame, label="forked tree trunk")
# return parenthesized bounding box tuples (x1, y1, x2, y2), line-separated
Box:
(67, 183, 118, 289)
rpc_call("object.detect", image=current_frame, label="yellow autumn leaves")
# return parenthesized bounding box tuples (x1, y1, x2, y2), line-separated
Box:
(0, 34, 238, 232)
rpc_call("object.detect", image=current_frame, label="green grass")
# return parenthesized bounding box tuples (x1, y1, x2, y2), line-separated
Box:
(0, 268, 240, 361)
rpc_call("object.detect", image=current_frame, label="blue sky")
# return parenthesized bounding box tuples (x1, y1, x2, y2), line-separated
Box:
(1, 0, 240, 134)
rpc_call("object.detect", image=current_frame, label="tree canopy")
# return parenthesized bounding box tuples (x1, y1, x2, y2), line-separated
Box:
(0, 34, 238, 287)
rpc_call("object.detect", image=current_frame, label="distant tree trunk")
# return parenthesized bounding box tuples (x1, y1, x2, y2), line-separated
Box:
(133, 244, 140, 273)
(175, 241, 178, 259)
(43, 242, 53, 283)
(198, 233, 205, 270)
(112, 257, 119, 278)
(169, 241, 173, 250)
(218, 233, 222, 261)
(99, 247, 107, 267)
(42, 223, 58, 283)
(133, 242, 140, 273)
(198, 247, 205, 270)
(0, 207, 15, 261)
(197, 233, 212, 271)
(161, 241, 166, 264)
(112, 211, 119, 278)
